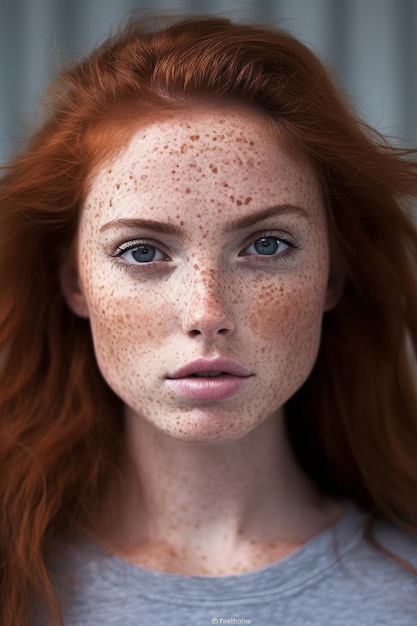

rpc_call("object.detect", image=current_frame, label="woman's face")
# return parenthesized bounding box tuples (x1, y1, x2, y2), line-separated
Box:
(62, 106, 340, 444)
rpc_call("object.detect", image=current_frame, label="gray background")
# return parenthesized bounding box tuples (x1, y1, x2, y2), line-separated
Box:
(1, 0, 416, 162)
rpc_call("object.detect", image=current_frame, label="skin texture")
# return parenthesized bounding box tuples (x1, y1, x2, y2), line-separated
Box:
(61, 106, 344, 575)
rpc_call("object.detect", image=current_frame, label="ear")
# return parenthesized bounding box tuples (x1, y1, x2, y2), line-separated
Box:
(324, 259, 345, 312)
(59, 255, 90, 319)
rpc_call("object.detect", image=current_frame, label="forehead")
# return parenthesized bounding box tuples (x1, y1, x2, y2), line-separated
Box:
(84, 106, 324, 224)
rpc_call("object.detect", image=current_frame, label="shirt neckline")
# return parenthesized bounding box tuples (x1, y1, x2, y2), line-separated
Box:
(76, 499, 367, 605)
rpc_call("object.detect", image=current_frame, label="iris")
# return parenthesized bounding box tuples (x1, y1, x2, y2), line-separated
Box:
(254, 237, 280, 255)
(132, 245, 156, 263)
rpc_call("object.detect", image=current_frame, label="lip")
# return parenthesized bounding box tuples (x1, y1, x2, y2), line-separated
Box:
(168, 358, 252, 379)
(166, 358, 253, 402)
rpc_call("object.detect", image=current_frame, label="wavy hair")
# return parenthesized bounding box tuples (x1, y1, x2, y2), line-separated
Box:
(1, 14, 417, 625)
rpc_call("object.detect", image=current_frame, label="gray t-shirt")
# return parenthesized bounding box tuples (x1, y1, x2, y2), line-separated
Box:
(49, 501, 417, 625)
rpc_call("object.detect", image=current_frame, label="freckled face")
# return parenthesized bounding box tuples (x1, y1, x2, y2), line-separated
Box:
(73, 107, 332, 443)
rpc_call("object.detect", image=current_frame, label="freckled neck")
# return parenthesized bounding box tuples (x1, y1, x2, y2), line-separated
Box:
(102, 409, 340, 574)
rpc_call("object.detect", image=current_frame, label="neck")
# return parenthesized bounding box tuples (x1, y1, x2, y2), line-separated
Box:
(103, 409, 343, 575)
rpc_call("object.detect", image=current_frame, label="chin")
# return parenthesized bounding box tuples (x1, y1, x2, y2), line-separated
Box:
(153, 410, 265, 445)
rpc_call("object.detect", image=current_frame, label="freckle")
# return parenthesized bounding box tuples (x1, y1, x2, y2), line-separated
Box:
(250, 141, 254, 146)
(189, 135, 200, 141)
(223, 182, 229, 188)
(236, 199, 243, 206)
(245, 196, 252, 205)
(185, 188, 190, 194)
(180, 221, 184, 226)
(109, 199, 113, 207)
(116, 184, 120, 189)
(230, 195, 235, 202)
(140, 175, 148, 180)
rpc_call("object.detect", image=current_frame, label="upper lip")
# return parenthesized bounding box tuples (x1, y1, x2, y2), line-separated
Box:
(168, 358, 252, 379)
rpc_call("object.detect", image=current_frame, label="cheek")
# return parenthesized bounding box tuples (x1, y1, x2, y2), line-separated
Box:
(247, 277, 326, 357)
(84, 280, 172, 378)
(84, 291, 173, 404)
(94, 297, 168, 342)
(246, 277, 326, 403)
(248, 284, 290, 339)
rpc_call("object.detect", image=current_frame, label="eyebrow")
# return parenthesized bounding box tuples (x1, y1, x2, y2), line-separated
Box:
(99, 204, 310, 236)
(99, 217, 181, 236)
(224, 204, 310, 232)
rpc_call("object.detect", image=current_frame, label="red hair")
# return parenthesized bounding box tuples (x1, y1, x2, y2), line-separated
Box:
(1, 14, 417, 625)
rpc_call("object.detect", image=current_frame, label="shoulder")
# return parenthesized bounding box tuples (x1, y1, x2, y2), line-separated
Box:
(348, 512, 417, 576)
(327, 509, 417, 623)
(336, 504, 417, 580)
(373, 515, 417, 568)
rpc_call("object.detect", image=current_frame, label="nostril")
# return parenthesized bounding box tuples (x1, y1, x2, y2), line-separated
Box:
(186, 325, 233, 338)
(188, 327, 229, 337)
(182, 291, 235, 338)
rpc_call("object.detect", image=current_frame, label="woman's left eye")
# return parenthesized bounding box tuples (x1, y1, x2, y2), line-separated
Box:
(112, 241, 167, 264)
(241, 236, 292, 257)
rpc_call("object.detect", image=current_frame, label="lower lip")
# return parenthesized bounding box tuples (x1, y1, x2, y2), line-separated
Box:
(166, 376, 251, 401)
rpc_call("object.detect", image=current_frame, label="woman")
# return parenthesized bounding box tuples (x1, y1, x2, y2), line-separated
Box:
(1, 14, 417, 626)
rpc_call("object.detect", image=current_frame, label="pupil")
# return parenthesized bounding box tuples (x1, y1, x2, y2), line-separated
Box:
(254, 237, 279, 255)
(132, 245, 156, 263)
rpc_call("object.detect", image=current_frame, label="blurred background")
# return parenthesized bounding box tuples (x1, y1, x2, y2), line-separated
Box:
(1, 0, 416, 162)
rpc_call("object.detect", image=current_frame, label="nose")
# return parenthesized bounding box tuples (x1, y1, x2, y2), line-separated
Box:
(182, 268, 235, 339)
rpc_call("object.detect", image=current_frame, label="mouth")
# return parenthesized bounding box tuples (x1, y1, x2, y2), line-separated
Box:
(166, 359, 253, 402)
(168, 358, 252, 380)
(188, 372, 229, 377)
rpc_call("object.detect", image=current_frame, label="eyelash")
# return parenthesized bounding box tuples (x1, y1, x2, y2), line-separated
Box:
(108, 231, 301, 271)
(241, 231, 301, 262)
(110, 238, 168, 259)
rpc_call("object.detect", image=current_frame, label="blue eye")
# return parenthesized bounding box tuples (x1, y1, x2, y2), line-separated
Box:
(131, 244, 157, 263)
(254, 237, 281, 255)
(244, 236, 290, 256)
(113, 241, 167, 264)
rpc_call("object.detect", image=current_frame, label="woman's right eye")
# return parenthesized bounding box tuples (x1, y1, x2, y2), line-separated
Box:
(112, 241, 168, 264)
